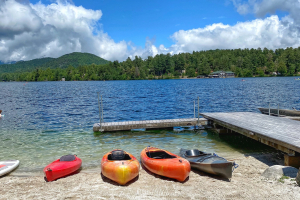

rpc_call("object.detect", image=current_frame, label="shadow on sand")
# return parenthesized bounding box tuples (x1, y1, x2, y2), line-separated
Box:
(100, 172, 139, 186)
(191, 169, 231, 182)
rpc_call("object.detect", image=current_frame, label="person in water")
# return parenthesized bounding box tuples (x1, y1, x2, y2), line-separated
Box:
(0, 110, 2, 118)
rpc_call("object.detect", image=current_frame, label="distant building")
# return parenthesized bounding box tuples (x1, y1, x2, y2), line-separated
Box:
(271, 72, 277, 75)
(208, 71, 235, 78)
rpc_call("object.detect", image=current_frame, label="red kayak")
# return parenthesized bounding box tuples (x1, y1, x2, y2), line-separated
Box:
(43, 155, 82, 182)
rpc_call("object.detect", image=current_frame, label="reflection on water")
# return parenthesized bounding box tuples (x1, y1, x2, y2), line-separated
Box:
(0, 77, 298, 174)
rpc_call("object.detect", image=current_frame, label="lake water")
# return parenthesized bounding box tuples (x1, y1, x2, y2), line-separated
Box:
(0, 77, 299, 175)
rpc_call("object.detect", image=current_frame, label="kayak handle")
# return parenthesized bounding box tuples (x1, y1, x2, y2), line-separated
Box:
(232, 162, 239, 172)
(47, 168, 52, 171)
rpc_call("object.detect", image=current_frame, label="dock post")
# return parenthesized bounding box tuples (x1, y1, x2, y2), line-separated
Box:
(194, 101, 196, 118)
(197, 97, 200, 126)
(278, 104, 280, 117)
(97, 93, 104, 132)
(269, 103, 270, 116)
(101, 95, 103, 130)
(284, 154, 300, 169)
(97, 93, 102, 130)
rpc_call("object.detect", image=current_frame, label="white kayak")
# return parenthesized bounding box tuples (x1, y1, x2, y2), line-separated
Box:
(0, 160, 19, 176)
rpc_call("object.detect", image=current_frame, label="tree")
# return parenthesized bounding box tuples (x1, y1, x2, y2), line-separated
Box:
(278, 58, 287, 75)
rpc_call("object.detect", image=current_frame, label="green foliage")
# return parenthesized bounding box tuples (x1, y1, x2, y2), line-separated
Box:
(278, 175, 290, 183)
(2, 47, 300, 82)
(0, 57, 54, 74)
(0, 52, 109, 74)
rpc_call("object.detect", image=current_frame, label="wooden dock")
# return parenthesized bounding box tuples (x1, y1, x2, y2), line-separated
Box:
(200, 112, 300, 156)
(93, 118, 207, 132)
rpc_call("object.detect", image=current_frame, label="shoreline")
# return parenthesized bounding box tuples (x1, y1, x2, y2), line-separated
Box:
(1, 153, 300, 199)
(1, 75, 300, 83)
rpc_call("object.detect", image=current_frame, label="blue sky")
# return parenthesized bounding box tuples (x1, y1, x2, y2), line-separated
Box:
(72, 0, 251, 47)
(32, 0, 290, 47)
(32, 0, 286, 47)
(0, 0, 297, 62)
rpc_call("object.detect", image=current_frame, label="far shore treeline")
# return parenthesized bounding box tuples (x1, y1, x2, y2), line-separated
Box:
(1, 47, 300, 82)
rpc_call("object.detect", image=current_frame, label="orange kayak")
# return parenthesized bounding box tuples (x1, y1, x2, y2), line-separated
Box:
(140, 147, 190, 182)
(101, 149, 140, 185)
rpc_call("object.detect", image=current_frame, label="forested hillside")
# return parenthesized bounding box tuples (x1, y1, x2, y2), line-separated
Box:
(0, 52, 109, 74)
(0, 58, 55, 73)
(1, 47, 300, 81)
(40, 52, 109, 69)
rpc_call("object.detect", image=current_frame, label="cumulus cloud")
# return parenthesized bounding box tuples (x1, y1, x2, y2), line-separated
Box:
(127, 37, 169, 59)
(1, 0, 300, 63)
(231, 0, 300, 22)
(169, 0, 300, 54)
(0, 0, 130, 62)
(231, 0, 252, 15)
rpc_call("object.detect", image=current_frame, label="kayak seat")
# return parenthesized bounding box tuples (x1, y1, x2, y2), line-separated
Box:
(147, 151, 176, 159)
(184, 149, 209, 157)
(60, 155, 76, 162)
(108, 150, 132, 160)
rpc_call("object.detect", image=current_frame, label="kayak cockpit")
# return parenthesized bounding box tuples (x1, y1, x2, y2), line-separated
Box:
(146, 151, 177, 159)
(60, 155, 76, 162)
(108, 150, 132, 160)
(184, 149, 210, 157)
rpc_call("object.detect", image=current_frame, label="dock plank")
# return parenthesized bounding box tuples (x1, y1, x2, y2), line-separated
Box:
(200, 112, 300, 154)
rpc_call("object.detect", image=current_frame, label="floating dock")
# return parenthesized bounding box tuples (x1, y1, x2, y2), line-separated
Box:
(93, 118, 207, 132)
(200, 112, 300, 167)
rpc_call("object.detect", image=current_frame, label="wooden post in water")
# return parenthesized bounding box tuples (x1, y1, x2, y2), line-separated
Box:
(101, 95, 103, 130)
(269, 103, 270, 116)
(97, 92, 102, 127)
(197, 97, 200, 126)
(194, 101, 196, 118)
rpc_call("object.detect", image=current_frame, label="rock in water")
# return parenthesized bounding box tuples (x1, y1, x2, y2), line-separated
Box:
(261, 165, 298, 180)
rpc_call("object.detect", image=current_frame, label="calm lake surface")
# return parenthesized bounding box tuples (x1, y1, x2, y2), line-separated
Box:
(1, 77, 300, 174)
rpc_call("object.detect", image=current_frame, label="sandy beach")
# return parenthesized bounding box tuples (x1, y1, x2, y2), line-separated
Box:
(1, 153, 300, 200)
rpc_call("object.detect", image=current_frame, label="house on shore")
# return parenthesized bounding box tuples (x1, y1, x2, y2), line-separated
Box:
(208, 71, 235, 78)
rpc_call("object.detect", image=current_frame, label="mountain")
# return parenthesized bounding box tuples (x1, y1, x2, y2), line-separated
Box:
(0, 61, 17, 65)
(0, 52, 109, 74)
(40, 52, 109, 69)
(0, 57, 55, 73)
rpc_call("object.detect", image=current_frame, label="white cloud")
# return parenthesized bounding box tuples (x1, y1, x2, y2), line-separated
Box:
(231, 0, 252, 15)
(169, 15, 300, 54)
(253, 0, 300, 23)
(231, 0, 300, 21)
(1, 0, 300, 64)
(128, 37, 169, 59)
(0, 0, 129, 62)
(169, 0, 300, 54)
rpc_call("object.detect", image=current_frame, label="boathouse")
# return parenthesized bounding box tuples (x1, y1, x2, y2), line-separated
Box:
(208, 71, 235, 78)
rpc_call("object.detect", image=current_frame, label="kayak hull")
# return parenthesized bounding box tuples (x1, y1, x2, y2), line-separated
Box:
(101, 150, 140, 185)
(43, 155, 82, 182)
(0, 160, 19, 177)
(141, 147, 190, 182)
(180, 148, 233, 179)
